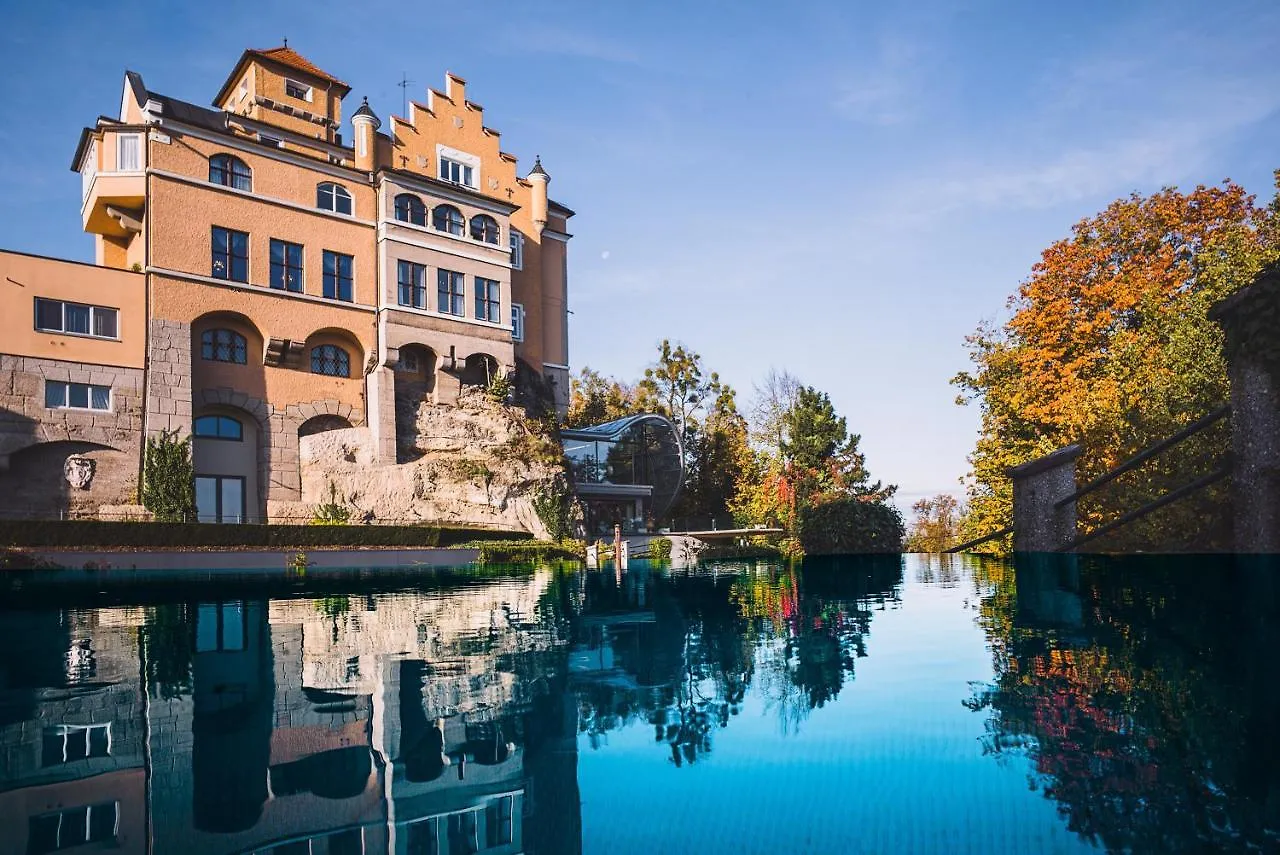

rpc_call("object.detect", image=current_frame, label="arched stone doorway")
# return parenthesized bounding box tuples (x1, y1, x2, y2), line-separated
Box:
(394, 344, 437, 463)
(298, 414, 354, 437)
(192, 407, 261, 523)
(460, 353, 498, 388)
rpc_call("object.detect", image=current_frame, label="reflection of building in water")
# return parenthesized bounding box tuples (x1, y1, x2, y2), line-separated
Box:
(0, 573, 582, 855)
(0, 609, 147, 855)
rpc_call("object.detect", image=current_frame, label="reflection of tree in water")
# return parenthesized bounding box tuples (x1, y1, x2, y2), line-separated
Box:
(570, 556, 903, 762)
(967, 555, 1280, 852)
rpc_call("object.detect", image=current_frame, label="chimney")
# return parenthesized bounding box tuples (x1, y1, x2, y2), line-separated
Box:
(351, 96, 380, 172)
(528, 156, 549, 233)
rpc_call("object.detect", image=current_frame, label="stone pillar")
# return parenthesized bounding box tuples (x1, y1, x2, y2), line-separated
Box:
(1007, 444, 1082, 553)
(365, 364, 398, 464)
(144, 318, 192, 438)
(1211, 268, 1280, 553)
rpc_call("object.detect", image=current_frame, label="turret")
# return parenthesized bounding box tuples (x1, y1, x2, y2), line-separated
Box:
(351, 96, 380, 172)
(528, 156, 549, 233)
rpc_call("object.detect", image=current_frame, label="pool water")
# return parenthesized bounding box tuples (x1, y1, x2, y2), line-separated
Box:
(1, 554, 1277, 854)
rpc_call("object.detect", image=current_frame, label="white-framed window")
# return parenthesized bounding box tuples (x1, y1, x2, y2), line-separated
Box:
(512, 303, 525, 342)
(81, 141, 97, 202)
(238, 78, 249, 101)
(27, 802, 118, 853)
(35, 298, 119, 339)
(116, 133, 141, 171)
(509, 229, 524, 270)
(258, 133, 283, 149)
(42, 724, 112, 766)
(439, 157, 475, 187)
(45, 381, 111, 412)
(285, 79, 313, 102)
(316, 182, 353, 215)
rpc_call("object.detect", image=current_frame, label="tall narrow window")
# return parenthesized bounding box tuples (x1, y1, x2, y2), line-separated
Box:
(432, 205, 465, 236)
(437, 270, 464, 317)
(269, 239, 304, 292)
(398, 260, 427, 309)
(509, 229, 524, 270)
(211, 227, 249, 282)
(209, 154, 252, 191)
(475, 277, 501, 323)
(116, 134, 141, 171)
(81, 141, 97, 202)
(322, 251, 354, 302)
(469, 214, 500, 244)
(200, 328, 247, 364)
(394, 194, 426, 226)
(311, 344, 350, 377)
(512, 303, 525, 342)
(317, 183, 353, 215)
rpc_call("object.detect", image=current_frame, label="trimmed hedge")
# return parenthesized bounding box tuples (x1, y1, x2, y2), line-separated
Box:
(0, 520, 529, 550)
(473, 539, 584, 564)
(797, 498, 904, 555)
(699, 543, 785, 561)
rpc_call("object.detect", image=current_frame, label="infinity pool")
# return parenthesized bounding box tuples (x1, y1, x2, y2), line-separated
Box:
(1, 554, 1276, 853)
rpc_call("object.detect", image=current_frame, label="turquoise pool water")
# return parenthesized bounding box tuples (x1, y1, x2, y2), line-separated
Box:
(1, 554, 1276, 853)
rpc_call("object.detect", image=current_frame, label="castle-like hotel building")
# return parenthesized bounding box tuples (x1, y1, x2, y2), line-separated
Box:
(0, 46, 573, 523)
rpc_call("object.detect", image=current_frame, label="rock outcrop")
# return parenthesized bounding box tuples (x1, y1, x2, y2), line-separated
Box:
(294, 388, 563, 536)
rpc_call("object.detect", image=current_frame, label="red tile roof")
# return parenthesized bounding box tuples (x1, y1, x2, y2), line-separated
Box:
(248, 45, 349, 89)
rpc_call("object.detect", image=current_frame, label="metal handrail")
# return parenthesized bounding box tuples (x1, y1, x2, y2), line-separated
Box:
(945, 525, 1014, 554)
(1057, 459, 1232, 552)
(1053, 404, 1230, 510)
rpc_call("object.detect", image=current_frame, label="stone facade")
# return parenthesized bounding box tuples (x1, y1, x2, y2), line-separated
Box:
(143, 318, 193, 437)
(0, 355, 145, 517)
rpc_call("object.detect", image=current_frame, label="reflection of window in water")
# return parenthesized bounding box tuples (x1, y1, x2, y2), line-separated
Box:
(65, 639, 96, 684)
(448, 810, 479, 854)
(42, 724, 111, 766)
(27, 801, 118, 853)
(487, 795, 514, 846)
(196, 602, 247, 652)
(345, 656, 361, 682)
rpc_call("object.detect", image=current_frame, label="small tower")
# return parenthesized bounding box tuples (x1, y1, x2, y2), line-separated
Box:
(351, 96, 380, 172)
(528, 156, 549, 234)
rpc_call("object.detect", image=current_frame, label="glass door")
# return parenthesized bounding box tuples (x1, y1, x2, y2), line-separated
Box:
(195, 475, 246, 523)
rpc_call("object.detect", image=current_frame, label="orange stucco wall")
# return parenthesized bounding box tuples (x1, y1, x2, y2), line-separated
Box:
(156, 275, 372, 415)
(0, 251, 145, 369)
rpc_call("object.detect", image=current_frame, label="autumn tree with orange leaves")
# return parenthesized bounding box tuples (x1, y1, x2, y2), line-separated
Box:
(954, 175, 1280, 552)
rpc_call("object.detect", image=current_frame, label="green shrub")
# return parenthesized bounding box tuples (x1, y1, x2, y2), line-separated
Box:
(473, 539, 583, 563)
(648, 537, 673, 560)
(0, 520, 529, 550)
(311, 482, 353, 525)
(532, 476, 577, 541)
(487, 372, 512, 402)
(699, 542, 784, 560)
(141, 430, 196, 522)
(796, 497, 904, 555)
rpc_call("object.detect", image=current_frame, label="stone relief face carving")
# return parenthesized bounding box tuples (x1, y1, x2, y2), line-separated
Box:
(64, 456, 96, 490)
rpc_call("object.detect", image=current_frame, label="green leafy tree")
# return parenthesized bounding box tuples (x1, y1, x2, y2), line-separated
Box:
(683, 384, 751, 525)
(781, 386, 893, 504)
(141, 430, 196, 522)
(566, 367, 640, 428)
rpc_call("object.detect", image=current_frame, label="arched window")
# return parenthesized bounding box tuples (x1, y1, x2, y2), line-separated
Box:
(469, 214, 500, 244)
(394, 194, 426, 226)
(193, 414, 243, 440)
(310, 344, 350, 377)
(209, 154, 252, 191)
(316, 182, 353, 215)
(200, 328, 247, 364)
(432, 204, 465, 236)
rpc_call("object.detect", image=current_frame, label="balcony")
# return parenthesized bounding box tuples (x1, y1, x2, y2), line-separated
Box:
(81, 171, 145, 238)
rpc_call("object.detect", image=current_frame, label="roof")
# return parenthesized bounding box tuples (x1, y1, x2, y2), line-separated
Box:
(561, 414, 678, 441)
(351, 96, 380, 127)
(213, 45, 351, 106)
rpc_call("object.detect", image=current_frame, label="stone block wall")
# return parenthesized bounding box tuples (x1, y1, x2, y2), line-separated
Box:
(145, 318, 193, 437)
(0, 354, 144, 518)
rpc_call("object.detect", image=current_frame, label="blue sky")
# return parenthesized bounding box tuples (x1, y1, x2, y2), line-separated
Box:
(2, 0, 1278, 509)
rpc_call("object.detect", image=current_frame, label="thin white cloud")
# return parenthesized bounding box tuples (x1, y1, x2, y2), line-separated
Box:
(497, 24, 641, 64)
(831, 37, 924, 126)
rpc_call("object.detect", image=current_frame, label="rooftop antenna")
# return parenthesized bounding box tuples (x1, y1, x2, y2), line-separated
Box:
(397, 72, 414, 117)
(282, 37, 288, 48)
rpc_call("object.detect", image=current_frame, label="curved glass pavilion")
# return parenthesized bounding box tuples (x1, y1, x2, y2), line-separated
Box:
(561, 414, 684, 536)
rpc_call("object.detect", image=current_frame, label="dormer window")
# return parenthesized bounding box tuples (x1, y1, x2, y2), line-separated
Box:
(285, 79, 313, 102)
(439, 157, 474, 188)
